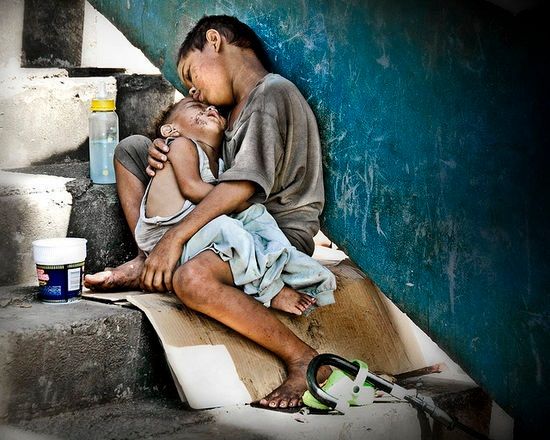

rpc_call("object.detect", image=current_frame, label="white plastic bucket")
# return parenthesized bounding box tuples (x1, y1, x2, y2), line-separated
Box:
(32, 238, 87, 303)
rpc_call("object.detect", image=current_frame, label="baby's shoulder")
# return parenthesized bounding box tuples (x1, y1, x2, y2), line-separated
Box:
(167, 136, 199, 150)
(166, 136, 200, 159)
(166, 135, 195, 146)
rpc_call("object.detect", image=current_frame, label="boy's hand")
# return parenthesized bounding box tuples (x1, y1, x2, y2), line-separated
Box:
(140, 229, 183, 292)
(146, 138, 170, 177)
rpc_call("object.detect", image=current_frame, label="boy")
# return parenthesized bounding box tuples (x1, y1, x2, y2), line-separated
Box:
(87, 15, 332, 409)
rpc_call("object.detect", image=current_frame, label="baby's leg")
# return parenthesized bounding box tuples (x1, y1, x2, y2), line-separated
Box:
(234, 205, 322, 315)
(180, 212, 313, 314)
(279, 248, 337, 310)
(271, 286, 317, 315)
(245, 208, 336, 311)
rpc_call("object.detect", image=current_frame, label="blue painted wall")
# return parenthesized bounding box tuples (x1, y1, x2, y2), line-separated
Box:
(89, 0, 549, 434)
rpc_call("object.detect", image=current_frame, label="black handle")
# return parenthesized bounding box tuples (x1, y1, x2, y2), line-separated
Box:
(307, 353, 401, 409)
(306, 353, 356, 408)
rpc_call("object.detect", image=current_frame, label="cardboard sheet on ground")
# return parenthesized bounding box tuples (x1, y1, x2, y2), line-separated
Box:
(126, 260, 425, 408)
(82, 287, 144, 303)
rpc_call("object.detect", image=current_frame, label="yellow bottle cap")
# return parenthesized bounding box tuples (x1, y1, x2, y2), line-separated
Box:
(91, 98, 116, 112)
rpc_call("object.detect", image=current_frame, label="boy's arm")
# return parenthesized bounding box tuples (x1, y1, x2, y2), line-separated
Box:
(140, 180, 255, 292)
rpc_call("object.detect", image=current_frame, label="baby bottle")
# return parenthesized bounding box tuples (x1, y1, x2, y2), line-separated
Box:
(89, 81, 118, 184)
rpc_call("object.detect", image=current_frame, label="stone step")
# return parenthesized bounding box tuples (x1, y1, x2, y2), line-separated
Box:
(0, 164, 136, 286)
(0, 68, 174, 170)
(0, 70, 116, 169)
(0, 170, 74, 286)
(2, 383, 501, 440)
(0, 284, 173, 424)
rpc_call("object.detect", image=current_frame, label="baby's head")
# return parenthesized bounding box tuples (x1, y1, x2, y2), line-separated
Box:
(156, 97, 226, 148)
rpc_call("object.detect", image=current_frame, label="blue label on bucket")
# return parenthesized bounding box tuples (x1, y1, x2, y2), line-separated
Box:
(36, 262, 85, 303)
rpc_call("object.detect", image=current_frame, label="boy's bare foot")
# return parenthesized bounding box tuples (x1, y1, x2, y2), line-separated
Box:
(84, 255, 145, 291)
(258, 350, 331, 409)
(271, 287, 316, 315)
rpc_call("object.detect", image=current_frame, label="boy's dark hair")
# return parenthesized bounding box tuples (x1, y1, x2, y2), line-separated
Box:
(177, 15, 271, 71)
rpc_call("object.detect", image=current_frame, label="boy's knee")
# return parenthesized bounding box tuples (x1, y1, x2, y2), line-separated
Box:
(173, 259, 215, 308)
(114, 135, 152, 186)
(115, 135, 151, 157)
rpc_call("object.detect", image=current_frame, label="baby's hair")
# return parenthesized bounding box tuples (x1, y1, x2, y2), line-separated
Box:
(177, 15, 271, 72)
(151, 99, 186, 138)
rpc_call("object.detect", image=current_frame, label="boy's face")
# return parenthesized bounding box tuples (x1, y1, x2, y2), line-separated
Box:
(177, 35, 234, 107)
(161, 98, 226, 140)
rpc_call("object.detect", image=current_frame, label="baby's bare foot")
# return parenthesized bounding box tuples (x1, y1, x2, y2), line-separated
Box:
(271, 287, 316, 315)
(258, 350, 331, 409)
(84, 255, 145, 291)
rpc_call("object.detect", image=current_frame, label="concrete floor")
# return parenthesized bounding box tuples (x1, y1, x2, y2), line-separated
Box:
(3, 396, 427, 440)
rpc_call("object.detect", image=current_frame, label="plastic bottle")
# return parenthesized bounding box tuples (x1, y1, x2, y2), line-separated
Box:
(89, 82, 118, 184)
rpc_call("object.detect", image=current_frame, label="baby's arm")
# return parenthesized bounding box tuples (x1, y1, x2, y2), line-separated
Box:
(168, 137, 252, 211)
(167, 137, 214, 204)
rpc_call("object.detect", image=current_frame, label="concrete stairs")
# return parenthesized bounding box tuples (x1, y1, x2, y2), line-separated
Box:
(0, 286, 499, 440)
(0, 285, 174, 423)
(0, 163, 136, 286)
(1, 279, 482, 439)
(0, 67, 173, 170)
(0, 64, 184, 435)
(0, 24, 190, 435)
(0, 69, 116, 169)
(0, 170, 73, 286)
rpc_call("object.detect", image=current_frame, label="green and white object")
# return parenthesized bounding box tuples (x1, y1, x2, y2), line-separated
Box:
(302, 359, 374, 412)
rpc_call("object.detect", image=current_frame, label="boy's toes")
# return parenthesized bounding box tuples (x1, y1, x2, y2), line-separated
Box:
(288, 398, 301, 407)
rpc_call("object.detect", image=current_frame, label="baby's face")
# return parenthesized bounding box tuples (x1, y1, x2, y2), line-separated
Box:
(161, 97, 226, 139)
